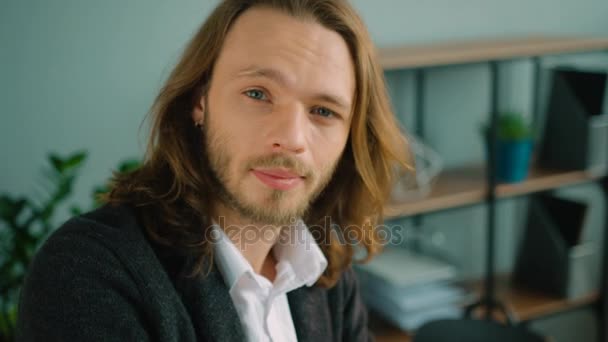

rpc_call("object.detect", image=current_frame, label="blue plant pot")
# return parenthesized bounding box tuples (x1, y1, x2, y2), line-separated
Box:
(497, 139, 533, 183)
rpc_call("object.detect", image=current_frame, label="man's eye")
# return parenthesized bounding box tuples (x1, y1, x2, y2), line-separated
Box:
(312, 107, 336, 118)
(244, 89, 268, 101)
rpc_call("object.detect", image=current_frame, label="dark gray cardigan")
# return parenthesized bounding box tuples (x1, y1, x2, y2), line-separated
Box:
(16, 204, 374, 342)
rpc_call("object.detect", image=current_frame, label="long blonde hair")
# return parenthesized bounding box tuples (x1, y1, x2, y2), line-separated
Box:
(106, 0, 412, 287)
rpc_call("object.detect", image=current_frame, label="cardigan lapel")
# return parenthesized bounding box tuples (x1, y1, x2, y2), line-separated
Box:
(174, 264, 246, 342)
(166, 254, 336, 342)
(151, 229, 332, 342)
(288, 285, 333, 342)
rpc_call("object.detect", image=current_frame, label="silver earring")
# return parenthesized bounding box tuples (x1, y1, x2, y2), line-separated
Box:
(194, 120, 203, 128)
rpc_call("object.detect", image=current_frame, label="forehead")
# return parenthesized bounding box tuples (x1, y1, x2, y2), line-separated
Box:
(212, 7, 356, 105)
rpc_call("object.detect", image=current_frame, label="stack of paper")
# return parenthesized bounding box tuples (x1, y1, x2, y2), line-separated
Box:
(356, 247, 467, 331)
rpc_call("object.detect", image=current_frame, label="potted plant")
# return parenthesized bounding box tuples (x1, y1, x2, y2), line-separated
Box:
(0, 152, 140, 341)
(484, 112, 535, 183)
(0, 151, 87, 341)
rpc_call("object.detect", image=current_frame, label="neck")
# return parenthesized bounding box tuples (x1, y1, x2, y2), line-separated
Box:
(213, 203, 283, 281)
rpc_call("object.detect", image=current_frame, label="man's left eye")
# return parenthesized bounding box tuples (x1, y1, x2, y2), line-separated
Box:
(312, 107, 336, 118)
(244, 89, 268, 101)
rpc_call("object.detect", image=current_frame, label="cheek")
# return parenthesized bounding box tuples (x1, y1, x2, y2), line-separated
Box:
(210, 102, 260, 149)
(219, 127, 263, 180)
(218, 100, 267, 143)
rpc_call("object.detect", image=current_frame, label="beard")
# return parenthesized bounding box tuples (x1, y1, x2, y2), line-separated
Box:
(201, 114, 339, 226)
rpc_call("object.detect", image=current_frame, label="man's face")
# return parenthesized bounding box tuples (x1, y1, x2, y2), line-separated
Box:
(196, 7, 355, 225)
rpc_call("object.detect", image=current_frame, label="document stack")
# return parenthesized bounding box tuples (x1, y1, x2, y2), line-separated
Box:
(355, 246, 467, 331)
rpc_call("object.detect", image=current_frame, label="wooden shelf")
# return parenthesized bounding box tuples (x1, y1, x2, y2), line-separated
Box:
(384, 165, 604, 218)
(373, 327, 411, 342)
(369, 276, 599, 341)
(369, 314, 412, 342)
(467, 275, 600, 322)
(379, 35, 608, 70)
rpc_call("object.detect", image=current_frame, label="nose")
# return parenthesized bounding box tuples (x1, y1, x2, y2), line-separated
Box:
(266, 103, 307, 155)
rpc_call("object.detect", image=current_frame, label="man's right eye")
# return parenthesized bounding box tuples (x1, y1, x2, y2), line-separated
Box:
(244, 89, 268, 101)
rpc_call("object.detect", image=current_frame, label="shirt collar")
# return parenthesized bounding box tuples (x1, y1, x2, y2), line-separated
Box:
(273, 219, 328, 287)
(212, 220, 328, 290)
(212, 224, 252, 290)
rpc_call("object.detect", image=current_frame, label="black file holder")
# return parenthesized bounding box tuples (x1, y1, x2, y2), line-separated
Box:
(538, 67, 608, 175)
(513, 194, 596, 299)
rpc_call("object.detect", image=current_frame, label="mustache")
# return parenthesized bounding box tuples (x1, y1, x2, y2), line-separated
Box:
(245, 154, 313, 179)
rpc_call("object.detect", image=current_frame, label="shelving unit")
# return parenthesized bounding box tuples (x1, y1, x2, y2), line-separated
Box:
(369, 35, 608, 342)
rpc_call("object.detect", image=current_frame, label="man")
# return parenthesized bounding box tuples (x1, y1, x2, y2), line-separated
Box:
(16, 0, 411, 341)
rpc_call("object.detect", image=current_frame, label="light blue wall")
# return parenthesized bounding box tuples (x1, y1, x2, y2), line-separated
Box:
(2, 0, 607, 212)
(2, 1, 608, 340)
(1, 0, 219, 210)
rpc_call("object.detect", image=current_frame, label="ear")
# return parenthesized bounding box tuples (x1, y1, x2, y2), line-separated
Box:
(192, 95, 206, 125)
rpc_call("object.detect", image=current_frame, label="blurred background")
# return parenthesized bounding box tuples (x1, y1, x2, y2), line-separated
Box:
(2, 0, 608, 341)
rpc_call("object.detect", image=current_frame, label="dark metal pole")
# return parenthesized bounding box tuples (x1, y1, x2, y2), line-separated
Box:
(415, 69, 426, 138)
(462, 61, 514, 324)
(412, 69, 426, 252)
(485, 61, 500, 320)
(531, 57, 542, 139)
(599, 176, 608, 342)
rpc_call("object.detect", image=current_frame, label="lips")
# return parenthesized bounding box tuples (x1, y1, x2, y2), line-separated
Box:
(251, 168, 304, 191)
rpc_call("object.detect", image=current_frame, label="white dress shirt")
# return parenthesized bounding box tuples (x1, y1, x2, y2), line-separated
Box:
(213, 220, 328, 342)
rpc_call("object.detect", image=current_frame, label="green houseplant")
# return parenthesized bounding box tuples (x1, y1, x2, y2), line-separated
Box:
(0, 152, 140, 341)
(0, 151, 87, 340)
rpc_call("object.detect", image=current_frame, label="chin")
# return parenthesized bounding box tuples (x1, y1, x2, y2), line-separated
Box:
(250, 198, 309, 219)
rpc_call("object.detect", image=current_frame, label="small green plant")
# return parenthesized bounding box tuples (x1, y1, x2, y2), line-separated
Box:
(497, 112, 533, 141)
(0, 151, 140, 340)
(481, 111, 534, 142)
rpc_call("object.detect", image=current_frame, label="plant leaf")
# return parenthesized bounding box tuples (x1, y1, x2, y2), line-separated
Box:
(54, 175, 76, 202)
(118, 159, 141, 173)
(49, 153, 63, 173)
(63, 151, 87, 172)
(0, 196, 27, 222)
(70, 205, 82, 216)
(497, 112, 532, 141)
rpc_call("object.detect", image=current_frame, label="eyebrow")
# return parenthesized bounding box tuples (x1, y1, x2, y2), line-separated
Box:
(235, 66, 352, 112)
